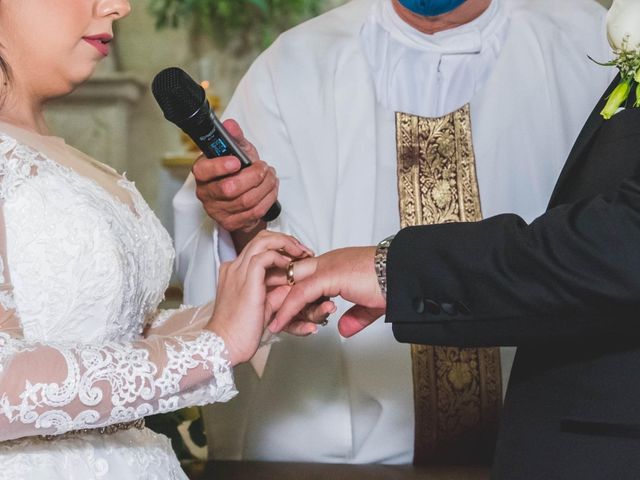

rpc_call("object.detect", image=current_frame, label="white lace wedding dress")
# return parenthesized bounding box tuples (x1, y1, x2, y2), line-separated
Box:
(0, 123, 238, 479)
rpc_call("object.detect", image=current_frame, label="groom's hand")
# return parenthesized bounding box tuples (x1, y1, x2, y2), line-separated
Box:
(192, 119, 279, 235)
(271, 247, 386, 337)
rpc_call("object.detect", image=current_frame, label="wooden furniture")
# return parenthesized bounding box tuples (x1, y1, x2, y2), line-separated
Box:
(185, 461, 490, 480)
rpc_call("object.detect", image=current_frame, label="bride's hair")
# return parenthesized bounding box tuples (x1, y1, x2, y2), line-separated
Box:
(0, 53, 10, 98)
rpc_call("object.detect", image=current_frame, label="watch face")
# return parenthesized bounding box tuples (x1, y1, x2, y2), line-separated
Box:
(379, 234, 395, 248)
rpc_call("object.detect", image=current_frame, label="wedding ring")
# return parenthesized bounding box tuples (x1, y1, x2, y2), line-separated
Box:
(286, 261, 296, 286)
(320, 318, 329, 327)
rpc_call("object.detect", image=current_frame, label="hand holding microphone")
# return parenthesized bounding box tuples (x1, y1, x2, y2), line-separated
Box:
(192, 119, 280, 233)
(152, 67, 281, 230)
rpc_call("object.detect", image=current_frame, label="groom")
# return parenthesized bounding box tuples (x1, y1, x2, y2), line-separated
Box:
(272, 73, 640, 478)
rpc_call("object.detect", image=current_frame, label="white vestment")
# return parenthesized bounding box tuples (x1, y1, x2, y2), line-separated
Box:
(173, 0, 614, 463)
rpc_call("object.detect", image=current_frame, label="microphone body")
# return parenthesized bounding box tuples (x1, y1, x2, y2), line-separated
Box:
(152, 67, 281, 222)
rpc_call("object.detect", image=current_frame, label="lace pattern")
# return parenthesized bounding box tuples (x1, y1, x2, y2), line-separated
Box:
(146, 305, 194, 331)
(0, 428, 190, 479)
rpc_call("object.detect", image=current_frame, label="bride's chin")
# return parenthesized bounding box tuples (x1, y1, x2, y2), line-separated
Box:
(69, 60, 100, 83)
(72, 66, 98, 87)
(47, 70, 96, 99)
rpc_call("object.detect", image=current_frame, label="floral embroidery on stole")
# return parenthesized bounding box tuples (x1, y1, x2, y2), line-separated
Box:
(396, 105, 501, 465)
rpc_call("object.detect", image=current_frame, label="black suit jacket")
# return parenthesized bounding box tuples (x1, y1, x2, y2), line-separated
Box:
(386, 78, 640, 479)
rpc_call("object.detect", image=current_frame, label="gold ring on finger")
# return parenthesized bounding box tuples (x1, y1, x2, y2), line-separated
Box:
(286, 261, 296, 286)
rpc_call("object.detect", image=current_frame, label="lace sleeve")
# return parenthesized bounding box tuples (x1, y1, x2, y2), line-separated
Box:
(0, 328, 236, 443)
(144, 304, 213, 337)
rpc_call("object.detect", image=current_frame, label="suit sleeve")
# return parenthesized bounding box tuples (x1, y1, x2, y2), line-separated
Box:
(387, 174, 640, 347)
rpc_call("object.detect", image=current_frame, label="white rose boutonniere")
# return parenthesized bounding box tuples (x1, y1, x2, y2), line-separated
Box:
(596, 0, 640, 119)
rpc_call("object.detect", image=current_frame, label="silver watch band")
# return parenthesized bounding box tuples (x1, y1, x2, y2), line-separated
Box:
(374, 235, 395, 299)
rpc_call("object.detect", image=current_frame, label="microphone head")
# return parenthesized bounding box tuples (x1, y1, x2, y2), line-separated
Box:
(152, 67, 206, 124)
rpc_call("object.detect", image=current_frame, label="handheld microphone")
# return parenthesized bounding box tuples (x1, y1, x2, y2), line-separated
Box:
(152, 67, 281, 222)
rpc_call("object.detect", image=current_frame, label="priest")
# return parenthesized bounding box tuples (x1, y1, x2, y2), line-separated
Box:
(173, 0, 613, 464)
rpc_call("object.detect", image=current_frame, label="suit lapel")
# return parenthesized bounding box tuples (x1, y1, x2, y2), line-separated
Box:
(548, 76, 620, 208)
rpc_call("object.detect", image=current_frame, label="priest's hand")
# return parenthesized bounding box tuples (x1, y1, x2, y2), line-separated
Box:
(192, 119, 279, 245)
(271, 247, 387, 338)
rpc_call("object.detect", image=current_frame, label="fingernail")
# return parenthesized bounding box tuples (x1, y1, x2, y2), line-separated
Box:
(329, 304, 337, 314)
(293, 239, 314, 257)
(225, 159, 238, 170)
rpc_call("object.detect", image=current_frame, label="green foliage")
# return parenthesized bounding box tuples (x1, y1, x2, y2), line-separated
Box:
(145, 407, 206, 461)
(148, 0, 323, 51)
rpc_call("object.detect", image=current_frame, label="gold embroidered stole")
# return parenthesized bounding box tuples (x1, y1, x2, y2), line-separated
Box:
(396, 106, 502, 465)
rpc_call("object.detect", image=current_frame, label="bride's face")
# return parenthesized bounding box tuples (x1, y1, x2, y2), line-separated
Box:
(0, 0, 131, 99)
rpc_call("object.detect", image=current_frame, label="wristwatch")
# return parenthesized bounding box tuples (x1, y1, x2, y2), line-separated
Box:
(374, 235, 395, 299)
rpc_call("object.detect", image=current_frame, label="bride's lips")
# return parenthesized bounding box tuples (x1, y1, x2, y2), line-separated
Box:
(83, 34, 113, 57)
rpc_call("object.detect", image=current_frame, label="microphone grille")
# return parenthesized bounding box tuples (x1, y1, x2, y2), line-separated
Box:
(152, 67, 205, 124)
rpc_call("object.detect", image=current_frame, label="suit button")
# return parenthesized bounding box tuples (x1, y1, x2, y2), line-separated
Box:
(424, 300, 441, 315)
(441, 302, 458, 316)
(412, 297, 425, 314)
(455, 301, 471, 315)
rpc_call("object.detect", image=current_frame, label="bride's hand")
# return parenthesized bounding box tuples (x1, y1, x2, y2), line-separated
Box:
(207, 230, 313, 365)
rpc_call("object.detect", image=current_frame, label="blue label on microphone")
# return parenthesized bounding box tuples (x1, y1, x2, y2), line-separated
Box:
(210, 138, 229, 156)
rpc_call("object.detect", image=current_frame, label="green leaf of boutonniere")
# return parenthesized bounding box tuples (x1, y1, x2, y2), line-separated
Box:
(601, 78, 632, 120)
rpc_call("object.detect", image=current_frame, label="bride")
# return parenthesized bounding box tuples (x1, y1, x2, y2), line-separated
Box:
(0, 0, 322, 477)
